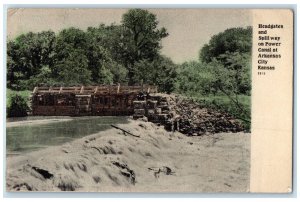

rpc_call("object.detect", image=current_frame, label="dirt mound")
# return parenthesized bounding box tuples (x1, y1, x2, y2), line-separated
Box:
(6, 120, 250, 192)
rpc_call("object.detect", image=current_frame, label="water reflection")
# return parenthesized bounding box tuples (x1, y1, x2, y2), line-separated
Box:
(6, 116, 129, 153)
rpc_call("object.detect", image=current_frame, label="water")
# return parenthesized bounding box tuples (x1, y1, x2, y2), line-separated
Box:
(6, 116, 129, 154)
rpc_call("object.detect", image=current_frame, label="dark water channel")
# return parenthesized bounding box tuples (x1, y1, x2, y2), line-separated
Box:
(6, 116, 129, 154)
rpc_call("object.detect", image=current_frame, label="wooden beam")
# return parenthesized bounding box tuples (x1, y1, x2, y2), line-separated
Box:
(117, 83, 120, 94)
(111, 124, 140, 138)
(94, 86, 98, 94)
(33, 87, 38, 94)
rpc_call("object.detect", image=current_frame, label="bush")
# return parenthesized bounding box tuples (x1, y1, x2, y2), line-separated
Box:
(7, 94, 29, 117)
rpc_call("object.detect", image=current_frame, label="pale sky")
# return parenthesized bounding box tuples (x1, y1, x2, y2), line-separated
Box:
(7, 8, 252, 63)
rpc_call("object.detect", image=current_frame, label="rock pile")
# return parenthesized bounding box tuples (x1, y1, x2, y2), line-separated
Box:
(133, 93, 244, 135)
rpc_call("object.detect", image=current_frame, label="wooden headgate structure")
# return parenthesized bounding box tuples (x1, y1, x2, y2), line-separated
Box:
(31, 85, 158, 116)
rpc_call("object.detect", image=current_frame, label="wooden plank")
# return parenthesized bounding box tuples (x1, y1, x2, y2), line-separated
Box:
(94, 86, 98, 94)
(111, 124, 140, 138)
(33, 87, 38, 94)
(117, 84, 120, 94)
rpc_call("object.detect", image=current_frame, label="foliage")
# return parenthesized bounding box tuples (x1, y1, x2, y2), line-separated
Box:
(7, 31, 56, 90)
(133, 56, 177, 93)
(200, 27, 252, 63)
(7, 9, 171, 89)
(175, 27, 252, 129)
(7, 94, 29, 117)
(6, 89, 31, 107)
(175, 61, 216, 96)
(120, 9, 169, 84)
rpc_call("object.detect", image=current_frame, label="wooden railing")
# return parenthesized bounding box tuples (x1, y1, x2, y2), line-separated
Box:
(32, 85, 158, 94)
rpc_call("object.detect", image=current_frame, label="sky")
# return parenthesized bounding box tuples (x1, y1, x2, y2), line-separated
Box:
(7, 8, 252, 64)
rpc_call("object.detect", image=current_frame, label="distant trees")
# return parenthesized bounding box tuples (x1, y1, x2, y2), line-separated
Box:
(200, 27, 252, 63)
(199, 27, 252, 96)
(7, 9, 173, 92)
(176, 27, 252, 97)
(175, 27, 252, 125)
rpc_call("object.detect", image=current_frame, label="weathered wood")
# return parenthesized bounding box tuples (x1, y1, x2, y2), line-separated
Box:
(111, 124, 140, 138)
(31, 85, 157, 116)
(32, 85, 158, 95)
(33, 87, 38, 94)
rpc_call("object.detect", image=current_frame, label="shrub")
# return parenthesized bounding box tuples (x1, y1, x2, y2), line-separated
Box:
(7, 94, 29, 117)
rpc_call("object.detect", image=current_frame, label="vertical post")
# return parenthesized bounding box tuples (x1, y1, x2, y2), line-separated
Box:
(33, 87, 38, 94)
(117, 83, 120, 94)
(94, 86, 98, 94)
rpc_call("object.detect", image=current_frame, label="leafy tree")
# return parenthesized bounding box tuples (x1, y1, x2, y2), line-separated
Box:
(25, 66, 56, 89)
(133, 56, 177, 93)
(54, 49, 91, 85)
(52, 28, 92, 85)
(120, 9, 169, 84)
(206, 52, 251, 123)
(86, 26, 122, 84)
(175, 61, 215, 96)
(7, 31, 56, 89)
(216, 52, 251, 95)
(109, 62, 128, 84)
(200, 27, 252, 63)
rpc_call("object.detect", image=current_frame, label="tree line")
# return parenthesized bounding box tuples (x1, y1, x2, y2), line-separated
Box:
(7, 9, 177, 93)
(7, 9, 252, 125)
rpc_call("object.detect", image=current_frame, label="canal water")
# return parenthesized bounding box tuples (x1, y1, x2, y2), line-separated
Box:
(6, 116, 129, 154)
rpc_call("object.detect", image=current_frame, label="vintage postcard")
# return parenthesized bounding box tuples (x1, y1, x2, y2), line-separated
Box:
(5, 8, 293, 193)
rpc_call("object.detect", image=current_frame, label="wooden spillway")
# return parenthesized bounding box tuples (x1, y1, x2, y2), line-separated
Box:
(31, 85, 158, 116)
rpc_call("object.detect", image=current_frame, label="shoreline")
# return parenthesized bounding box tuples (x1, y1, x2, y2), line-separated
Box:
(6, 118, 73, 128)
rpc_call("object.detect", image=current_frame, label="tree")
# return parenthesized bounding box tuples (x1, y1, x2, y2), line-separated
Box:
(206, 52, 251, 123)
(7, 31, 56, 89)
(52, 28, 92, 85)
(199, 27, 252, 95)
(119, 9, 169, 84)
(175, 61, 215, 96)
(133, 56, 177, 93)
(54, 49, 91, 85)
(86, 26, 123, 84)
(200, 27, 252, 63)
(25, 65, 56, 89)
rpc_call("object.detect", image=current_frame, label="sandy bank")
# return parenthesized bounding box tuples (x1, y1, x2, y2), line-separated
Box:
(6, 118, 73, 128)
(6, 119, 250, 192)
